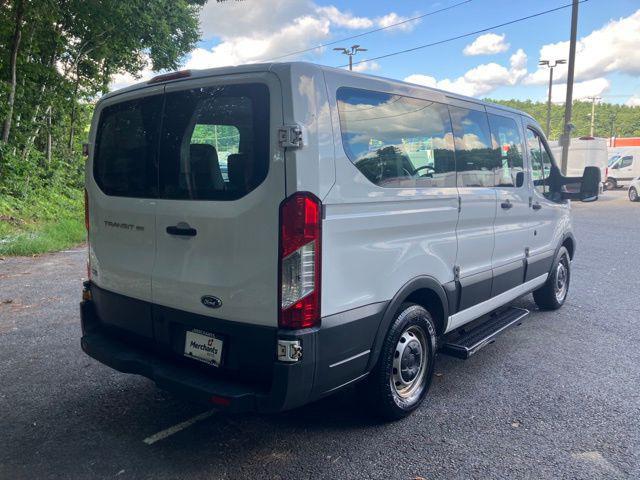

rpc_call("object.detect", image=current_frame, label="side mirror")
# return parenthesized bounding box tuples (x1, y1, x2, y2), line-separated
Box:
(515, 171, 525, 188)
(560, 166, 600, 202)
(579, 166, 601, 202)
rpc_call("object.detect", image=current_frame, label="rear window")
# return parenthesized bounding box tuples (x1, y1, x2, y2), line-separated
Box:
(159, 84, 269, 200)
(94, 95, 163, 197)
(93, 83, 270, 200)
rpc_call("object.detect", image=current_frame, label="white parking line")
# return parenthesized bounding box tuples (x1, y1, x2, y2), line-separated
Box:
(143, 410, 216, 445)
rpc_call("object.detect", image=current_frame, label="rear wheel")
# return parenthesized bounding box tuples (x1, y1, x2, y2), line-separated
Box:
(605, 178, 617, 191)
(362, 303, 436, 420)
(533, 246, 571, 310)
(629, 187, 639, 202)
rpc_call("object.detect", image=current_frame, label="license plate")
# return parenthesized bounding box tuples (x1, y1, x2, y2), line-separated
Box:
(184, 329, 223, 367)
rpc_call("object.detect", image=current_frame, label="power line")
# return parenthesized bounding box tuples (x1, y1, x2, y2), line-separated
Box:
(341, 1, 589, 69)
(266, 0, 473, 62)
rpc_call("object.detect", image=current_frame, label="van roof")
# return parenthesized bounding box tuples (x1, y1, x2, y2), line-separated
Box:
(100, 61, 534, 121)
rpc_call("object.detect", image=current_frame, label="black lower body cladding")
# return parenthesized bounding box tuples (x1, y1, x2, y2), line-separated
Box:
(80, 283, 387, 412)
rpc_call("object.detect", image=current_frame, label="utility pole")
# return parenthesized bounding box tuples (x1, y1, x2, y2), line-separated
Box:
(587, 96, 601, 136)
(539, 59, 566, 138)
(333, 45, 367, 71)
(609, 113, 617, 145)
(560, 0, 580, 175)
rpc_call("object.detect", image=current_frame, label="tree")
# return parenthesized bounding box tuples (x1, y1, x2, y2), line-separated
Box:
(1, 0, 24, 144)
(485, 98, 640, 140)
(0, 0, 206, 173)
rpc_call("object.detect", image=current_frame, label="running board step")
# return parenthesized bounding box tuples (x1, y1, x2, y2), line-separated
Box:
(441, 307, 529, 359)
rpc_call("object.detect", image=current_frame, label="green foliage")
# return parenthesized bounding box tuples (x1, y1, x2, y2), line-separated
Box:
(191, 124, 240, 156)
(485, 98, 640, 140)
(0, 0, 204, 255)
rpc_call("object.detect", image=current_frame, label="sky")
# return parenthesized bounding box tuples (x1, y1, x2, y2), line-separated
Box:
(111, 0, 640, 106)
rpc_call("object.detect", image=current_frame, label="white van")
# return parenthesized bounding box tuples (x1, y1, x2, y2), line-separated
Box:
(80, 63, 600, 419)
(606, 147, 640, 190)
(549, 137, 608, 192)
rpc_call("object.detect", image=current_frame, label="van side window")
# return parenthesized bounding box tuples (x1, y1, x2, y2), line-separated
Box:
(449, 106, 498, 188)
(487, 114, 524, 187)
(526, 128, 548, 196)
(94, 95, 163, 198)
(620, 155, 633, 168)
(159, 83, 270, 200)
(336, 87, 456, 188)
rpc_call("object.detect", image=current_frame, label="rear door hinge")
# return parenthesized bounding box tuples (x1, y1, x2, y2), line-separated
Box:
(453, 265, 461, 280)
(457, 195, 462, 213)
(278, 125, 304, 149)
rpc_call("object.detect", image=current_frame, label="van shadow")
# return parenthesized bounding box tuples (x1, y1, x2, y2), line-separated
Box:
(29, 297, 545, 476)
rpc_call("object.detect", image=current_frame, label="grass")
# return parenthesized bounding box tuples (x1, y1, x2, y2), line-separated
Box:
(0, 187, 86, 256)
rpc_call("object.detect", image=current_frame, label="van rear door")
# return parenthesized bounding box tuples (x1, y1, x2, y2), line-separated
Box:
(151, 74, 285, 327)
(88, 86, 164, 304)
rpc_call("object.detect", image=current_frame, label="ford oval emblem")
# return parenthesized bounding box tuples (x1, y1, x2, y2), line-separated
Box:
(201, 295, 222, 309)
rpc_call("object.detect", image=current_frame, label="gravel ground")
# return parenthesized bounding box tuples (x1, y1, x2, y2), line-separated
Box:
(1, 190, 638, 480)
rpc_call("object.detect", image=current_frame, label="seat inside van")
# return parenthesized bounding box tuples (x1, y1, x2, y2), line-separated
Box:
(186, 144, 225, 197)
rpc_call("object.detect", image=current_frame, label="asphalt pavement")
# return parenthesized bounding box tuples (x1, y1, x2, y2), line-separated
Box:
(1, 190, 639, 479)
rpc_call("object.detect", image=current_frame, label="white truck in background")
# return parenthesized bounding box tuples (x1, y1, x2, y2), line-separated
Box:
(549, 137, 608, 192)
(607, 147, 640, 190)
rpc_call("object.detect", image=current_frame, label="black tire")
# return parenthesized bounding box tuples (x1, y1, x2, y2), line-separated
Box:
(604, 178, 617, 191)
(362, 303, 437, 421)
(533, 246, 571, 311)
(629, 187, 639, 202)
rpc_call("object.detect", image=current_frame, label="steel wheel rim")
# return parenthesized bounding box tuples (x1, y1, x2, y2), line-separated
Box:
(630, 189, 637, 201)
(391, 325, 428, 403)
(554, 256, 569, 302)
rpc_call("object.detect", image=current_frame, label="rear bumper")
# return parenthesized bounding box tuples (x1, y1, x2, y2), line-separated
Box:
(80, 285, 386, 413)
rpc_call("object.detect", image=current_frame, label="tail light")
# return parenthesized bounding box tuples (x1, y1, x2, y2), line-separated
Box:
(84, 189, 91, 280)
(278, 192, 321, 329)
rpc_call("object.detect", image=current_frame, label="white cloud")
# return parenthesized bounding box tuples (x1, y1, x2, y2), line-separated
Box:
(509, 48, 528, 83)
(463, 33, 510, 56)
(109, 57, 155, 91)
(550, 78, 611, 103)
(525, 9, 640, 85)
(108, 1, 420, 91)
(377, 12, 417, 32)
(351, 60, 381, 73)
(405, 49, 528, 97)
(315, 5, 373, 29)
(185, 15, 330, 69)
(186, 2, 416, 71)
(404, 74, 438, 88)
(199, 0, 313, 40)
(626, 95, 640, 107)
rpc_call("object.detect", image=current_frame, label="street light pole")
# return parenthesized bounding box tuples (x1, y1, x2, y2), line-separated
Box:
(539, 59, 566, 138)
(560, 0, 580, 176)
(333, 45, 368, 71)
(546, 66, 554, 137)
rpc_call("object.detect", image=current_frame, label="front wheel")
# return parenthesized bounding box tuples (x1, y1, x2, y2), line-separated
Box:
(629, 187, 639, 202)
(533, 246, 571, 310)
(605, 178, 617, 191)
(362, 303, 436, 420)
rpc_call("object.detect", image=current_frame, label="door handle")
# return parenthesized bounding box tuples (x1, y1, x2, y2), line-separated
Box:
(500, 200, 513, 210)
(166, 225, 197, 236)
(532, 202, 542, 211)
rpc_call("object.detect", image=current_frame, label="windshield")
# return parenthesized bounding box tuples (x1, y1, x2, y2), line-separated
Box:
(608, 155, 620, 166)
